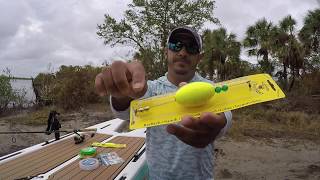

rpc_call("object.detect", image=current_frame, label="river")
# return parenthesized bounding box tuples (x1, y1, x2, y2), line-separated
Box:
(10, 79, 36, 105)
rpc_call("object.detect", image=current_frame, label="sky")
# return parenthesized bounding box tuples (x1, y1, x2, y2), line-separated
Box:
(0, 0, 319, 77)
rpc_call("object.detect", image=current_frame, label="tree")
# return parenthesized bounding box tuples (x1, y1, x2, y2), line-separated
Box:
(200, 28, 241, 80)
(243, 18, 277, 75)
(33, 73, 56, 105)
(274, 15, 295, 86)
(53, 65, 102, 110)
(97, 0, 219, 79)
(0, 75, 15, 114)
(273, 15, 305, 91)
(13, 88, 28, 108)
(299, 9, 320, 72)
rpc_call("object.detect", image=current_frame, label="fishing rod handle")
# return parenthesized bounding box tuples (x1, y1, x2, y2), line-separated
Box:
(78, 128, 97, 132)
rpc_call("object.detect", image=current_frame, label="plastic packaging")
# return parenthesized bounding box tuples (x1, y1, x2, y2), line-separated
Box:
(98, 152, 124, 166)
(130, 73, 286, 129)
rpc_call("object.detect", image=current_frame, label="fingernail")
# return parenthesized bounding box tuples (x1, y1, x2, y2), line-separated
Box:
(178, 82, 187, 87)
(181, 117, 192, 126)
(133, 82, 143, 90)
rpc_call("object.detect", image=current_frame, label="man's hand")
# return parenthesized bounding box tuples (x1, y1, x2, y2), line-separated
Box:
(95, 61, 147, 99)
(166, 112, 227, 148)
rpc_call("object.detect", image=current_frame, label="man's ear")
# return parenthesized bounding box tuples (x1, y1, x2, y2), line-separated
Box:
(164, 47, 168, 57)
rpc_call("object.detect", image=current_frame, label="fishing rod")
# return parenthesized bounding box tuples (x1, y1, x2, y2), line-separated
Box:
(1, 110, 100, 144)
(0, 128, 97, 144)
(1, 110, 99, 144)
(0, 128, 97, 134)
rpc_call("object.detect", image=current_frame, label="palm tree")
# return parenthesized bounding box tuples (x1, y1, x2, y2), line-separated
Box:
(201, 28, 241, 80)
(273, 15, 304, 90)
(243, 18, 276, 75)
(299, 9, 320, 71)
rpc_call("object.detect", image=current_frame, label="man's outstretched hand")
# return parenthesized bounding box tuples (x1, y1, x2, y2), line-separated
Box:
(95, 60, 147, 111)
(166, 112, 227, 148)
(95, 61, 147, 99)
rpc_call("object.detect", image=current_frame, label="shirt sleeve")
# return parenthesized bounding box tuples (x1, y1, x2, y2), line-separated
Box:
(216, 111, 232, 138)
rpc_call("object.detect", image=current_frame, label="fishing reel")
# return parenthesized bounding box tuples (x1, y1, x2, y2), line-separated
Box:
(73, 130, 95, 144)
(74, 134, 85, 144)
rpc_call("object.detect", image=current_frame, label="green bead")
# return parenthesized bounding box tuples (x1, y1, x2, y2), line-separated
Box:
(222, 85, 228, 92)
(215, 87, 222, 93)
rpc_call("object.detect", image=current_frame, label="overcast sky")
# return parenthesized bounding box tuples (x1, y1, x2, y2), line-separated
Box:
(0, 0, 319, 77)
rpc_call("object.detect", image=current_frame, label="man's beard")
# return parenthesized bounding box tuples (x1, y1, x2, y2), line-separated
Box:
(173, 59, 191, 75)
(174, 68, 188, 75)
(174, 63, 188, 75)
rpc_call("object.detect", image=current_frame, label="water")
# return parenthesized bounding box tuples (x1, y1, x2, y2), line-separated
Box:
(10, 79, 36, 106)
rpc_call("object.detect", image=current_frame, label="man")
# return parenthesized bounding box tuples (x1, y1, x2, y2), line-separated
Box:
(95, 26, 232, 179)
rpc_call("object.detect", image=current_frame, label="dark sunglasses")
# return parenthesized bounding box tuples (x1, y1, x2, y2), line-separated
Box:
(168, 41, 199, 55)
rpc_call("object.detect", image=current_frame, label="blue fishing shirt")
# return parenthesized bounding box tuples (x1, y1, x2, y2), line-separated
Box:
(111, 73, 232, 180)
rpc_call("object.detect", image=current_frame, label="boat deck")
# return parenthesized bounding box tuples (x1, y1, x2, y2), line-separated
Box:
(0, 134, 111, 179)
(0, 119, 146, 180)
(48, 136, 145, 180)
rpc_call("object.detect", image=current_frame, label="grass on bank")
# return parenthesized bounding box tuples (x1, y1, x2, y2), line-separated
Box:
(0, 103, 112, 126)
(1, 106, 61, 126)
(228, 103, 320, 141)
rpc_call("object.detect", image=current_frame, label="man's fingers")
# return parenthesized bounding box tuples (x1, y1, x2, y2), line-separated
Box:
(180, 116, 199, 129)
(166, 124, 208, 148)
(95, 73, 107, 96)
(111, 61, 132, 96)
(166, 124, 197, 145)
(168, 113, 227, 148)
(127, 61, 146, 92)
(178, 82, 187, 88)
(95, 60, 146, 98)
(198, 112, 226, 130)
(101, 66, 123, 97)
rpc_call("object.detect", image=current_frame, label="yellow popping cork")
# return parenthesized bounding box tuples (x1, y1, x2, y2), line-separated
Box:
(175, 82, 215, 107)
(129, 73, 285, 130)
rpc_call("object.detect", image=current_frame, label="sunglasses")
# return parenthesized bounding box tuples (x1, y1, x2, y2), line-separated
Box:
(168, 41, 199, 55)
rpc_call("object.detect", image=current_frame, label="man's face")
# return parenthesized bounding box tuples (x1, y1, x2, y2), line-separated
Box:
(166, 33, 202, 76)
